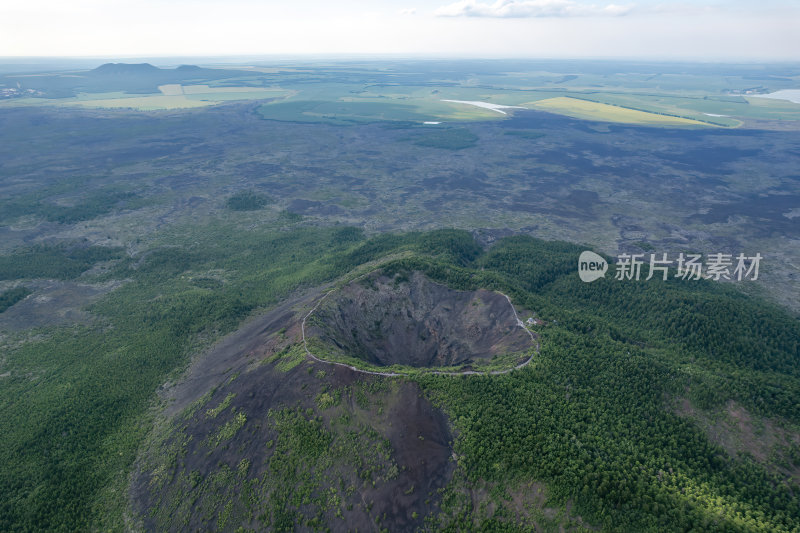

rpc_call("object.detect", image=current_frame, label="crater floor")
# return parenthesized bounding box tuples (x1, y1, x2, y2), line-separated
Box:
(307, 271, 533, 368)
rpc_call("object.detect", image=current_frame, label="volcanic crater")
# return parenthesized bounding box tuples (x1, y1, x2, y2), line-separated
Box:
(307, 271, 534, 368)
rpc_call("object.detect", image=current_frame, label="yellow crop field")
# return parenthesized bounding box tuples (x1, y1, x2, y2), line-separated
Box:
(0, 86, 293, 111)
(529, 97, 711, 126)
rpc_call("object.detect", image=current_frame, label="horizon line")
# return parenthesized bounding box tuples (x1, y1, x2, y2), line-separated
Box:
(1, 54, 799, 65)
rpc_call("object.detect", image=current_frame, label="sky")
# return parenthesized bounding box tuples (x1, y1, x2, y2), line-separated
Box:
(1, 0, 798, 61)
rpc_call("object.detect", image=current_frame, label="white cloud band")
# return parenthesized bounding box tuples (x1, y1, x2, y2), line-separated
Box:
(434, 0, 634, 18)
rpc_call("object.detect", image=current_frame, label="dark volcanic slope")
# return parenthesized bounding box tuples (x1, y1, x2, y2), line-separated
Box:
(309, 271, 532, 368)
(131, 288, 456, 532)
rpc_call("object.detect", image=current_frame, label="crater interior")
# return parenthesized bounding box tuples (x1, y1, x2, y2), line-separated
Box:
(307, 271, 533, 368)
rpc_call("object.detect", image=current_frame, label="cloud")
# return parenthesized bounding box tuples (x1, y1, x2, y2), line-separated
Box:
(399, 8, 417, 15)
(434, 0, 634, 18)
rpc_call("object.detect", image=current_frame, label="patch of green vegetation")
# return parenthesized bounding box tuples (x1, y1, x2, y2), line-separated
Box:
(47, 191, 140, 224)
(431, 472, 587, 531)
(278, 209, 304, 223)
(206, 411, 247, 448)
(0, 243, 125, 280)
(410, 127, 478, 150)
(264, 344, 307, 372)
(269, 407, 333, 458)
(182, 389, 216, 421)
(191, 276, 223, 290)
(0, 286, 32, 313)
(504, 130, 546, 139)
(315, 391, 338, 410)
(0, 189, 140, 224)
(206, 393, 236, 418)
(225, 190, 272, 211)
(258, 99, 432, 125)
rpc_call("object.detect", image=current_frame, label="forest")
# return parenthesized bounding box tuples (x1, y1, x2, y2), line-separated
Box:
(1, 224, 799, 531)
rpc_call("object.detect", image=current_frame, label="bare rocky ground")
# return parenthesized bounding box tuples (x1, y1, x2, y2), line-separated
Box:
(673, 397, 800, 484)
(0, 279, 123, 331)
(3, 105, 798, 315)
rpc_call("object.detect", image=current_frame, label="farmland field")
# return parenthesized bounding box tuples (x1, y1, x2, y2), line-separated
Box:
(0, 86, 292, 110)
(530, 96, 714, 126)
(4, 60, 800, 126)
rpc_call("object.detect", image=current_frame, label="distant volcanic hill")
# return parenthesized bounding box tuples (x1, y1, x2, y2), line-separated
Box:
(91, 62, 163, 75)
(81, 63, 246, 94)
(88, 62, 241, 80)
